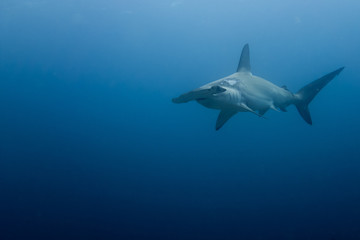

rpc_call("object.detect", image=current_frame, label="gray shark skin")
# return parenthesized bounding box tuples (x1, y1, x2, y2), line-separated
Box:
(172, 44, 344, 130)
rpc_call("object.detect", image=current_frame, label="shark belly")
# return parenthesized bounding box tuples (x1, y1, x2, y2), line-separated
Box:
(238, 75, 295, 112)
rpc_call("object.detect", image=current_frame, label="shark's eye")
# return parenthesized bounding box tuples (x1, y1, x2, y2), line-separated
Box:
(210, 86, 224, 92)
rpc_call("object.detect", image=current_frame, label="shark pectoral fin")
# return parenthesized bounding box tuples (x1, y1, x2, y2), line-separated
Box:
(216, 110, 237, 131)
(172, 86, 226, 104)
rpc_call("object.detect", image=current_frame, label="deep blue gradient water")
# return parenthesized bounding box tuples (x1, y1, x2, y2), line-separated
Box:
(1, 1, 360, 239)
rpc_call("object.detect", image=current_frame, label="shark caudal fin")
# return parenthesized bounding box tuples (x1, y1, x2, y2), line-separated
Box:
(295, 67, 344, 125)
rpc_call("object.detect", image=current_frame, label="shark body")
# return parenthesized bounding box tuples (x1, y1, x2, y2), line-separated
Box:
(173, 44, 344, 130)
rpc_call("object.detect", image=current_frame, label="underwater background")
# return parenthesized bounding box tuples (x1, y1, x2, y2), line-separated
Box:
(1, 0, 360, 239)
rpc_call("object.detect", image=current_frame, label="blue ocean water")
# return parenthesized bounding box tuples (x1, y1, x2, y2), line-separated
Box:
(1, 0, 360, 239)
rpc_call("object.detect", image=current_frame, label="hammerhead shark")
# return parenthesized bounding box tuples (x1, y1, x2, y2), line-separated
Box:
(172, 44, 344, 130)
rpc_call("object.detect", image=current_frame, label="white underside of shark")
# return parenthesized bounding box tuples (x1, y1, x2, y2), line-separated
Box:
(173, 44, 344, 130)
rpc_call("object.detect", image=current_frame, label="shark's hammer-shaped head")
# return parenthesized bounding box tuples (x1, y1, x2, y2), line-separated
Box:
(195, 85, 229, 109)
(172, 84, 227, 104)
(195, 80, 243, 110)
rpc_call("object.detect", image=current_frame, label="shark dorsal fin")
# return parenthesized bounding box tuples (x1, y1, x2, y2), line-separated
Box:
(237, 44, 251, 73)
(281, 85, 289, 91)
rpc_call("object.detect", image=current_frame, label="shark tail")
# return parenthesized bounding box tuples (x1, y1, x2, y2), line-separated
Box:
(294, 67, 344, 125)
